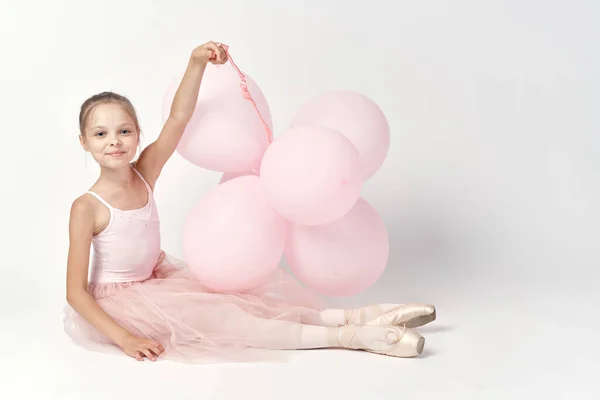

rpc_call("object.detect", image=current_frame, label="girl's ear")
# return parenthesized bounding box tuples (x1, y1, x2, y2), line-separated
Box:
(79, 134, 89, 151)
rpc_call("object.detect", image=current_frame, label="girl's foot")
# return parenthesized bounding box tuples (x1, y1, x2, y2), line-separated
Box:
(327, 325, 424, 358)
(344, 303, 436, 328)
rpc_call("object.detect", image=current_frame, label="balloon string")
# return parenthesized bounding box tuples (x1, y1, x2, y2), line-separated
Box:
(216, 43, 273, 144)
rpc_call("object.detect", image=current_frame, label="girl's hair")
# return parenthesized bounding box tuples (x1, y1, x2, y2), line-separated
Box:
(79, 91, 141, 136)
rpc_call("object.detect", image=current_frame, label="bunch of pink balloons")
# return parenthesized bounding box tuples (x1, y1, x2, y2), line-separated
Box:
(163, 60, 391, 296)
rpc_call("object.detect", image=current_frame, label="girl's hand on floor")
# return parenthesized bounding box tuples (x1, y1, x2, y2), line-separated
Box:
(119, 334, 165, 361)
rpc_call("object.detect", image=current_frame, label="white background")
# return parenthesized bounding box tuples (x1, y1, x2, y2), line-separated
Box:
(1, 0, 599, 399)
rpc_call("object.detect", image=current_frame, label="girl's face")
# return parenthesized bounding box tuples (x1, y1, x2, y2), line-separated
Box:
(80, 103, 139, 169)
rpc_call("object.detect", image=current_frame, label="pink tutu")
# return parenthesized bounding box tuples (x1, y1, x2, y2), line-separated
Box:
(63, 252, 326, 363)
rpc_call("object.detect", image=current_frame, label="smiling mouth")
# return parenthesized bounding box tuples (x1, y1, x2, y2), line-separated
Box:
(106, 151, 126, 157)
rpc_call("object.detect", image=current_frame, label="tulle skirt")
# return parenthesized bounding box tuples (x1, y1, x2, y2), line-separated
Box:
(63, 252, 326, 363)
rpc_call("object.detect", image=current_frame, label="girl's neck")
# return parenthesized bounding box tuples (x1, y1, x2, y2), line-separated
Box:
(98, 164, 136, 188)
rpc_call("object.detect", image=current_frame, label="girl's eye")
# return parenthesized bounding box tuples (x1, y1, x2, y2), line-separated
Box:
(121, 129, 130, 134)
(96, 132, 105, 137)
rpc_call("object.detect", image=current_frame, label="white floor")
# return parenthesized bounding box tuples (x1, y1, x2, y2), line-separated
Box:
(2, 1, 598, 398)
(2, 270, 597, 400)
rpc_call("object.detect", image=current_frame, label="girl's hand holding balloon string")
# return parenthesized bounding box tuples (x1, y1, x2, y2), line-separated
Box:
(191, 41, 228, 66)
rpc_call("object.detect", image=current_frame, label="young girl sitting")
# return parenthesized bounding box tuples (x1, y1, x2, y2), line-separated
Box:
(63, 41, 436, 363)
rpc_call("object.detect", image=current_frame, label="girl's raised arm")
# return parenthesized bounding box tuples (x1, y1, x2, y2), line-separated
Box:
(135, 41, 228, 188)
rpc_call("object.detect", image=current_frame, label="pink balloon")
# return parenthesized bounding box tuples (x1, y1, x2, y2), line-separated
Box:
(284, 198, 389, 297)
(259, 125, 364, 226)
(182, 176, 286, 292)
(219, 170, 258, 184)
(162, 63, 273, 172)
(291, 90, 390, 179)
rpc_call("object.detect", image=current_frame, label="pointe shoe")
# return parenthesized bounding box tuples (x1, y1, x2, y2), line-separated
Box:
(345, 304, 436, 328)
(328, 325, 425, 358)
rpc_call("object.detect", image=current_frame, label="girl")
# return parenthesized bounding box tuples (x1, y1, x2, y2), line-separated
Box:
(63, 41, 437, 363)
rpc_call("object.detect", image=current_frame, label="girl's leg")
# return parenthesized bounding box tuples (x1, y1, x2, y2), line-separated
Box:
(238, 311, 424, 357)
(303, 303, 436, 328)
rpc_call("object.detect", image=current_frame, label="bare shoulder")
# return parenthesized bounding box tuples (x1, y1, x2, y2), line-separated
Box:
(71, 194, 96, 215)
(70, 195, 96, 227)
(132, 157, 158, 190)
(70, 194, 107, 235)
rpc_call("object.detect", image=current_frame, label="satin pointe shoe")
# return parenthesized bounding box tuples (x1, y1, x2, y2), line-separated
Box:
(344, 304, 436, 328)
(327, 325, 425, 358)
